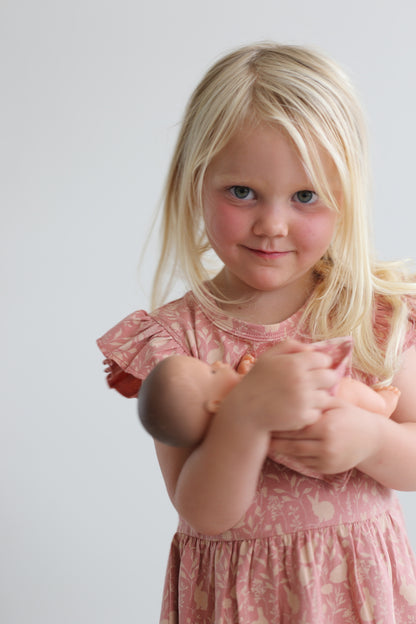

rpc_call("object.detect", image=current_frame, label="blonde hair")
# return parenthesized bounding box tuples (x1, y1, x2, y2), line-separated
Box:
(151, 42, 416, 383)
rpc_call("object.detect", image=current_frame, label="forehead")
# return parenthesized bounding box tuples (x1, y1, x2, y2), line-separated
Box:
(207, 123, 300, 170)
(206, 121, 338, 186)
(220, 124, 340, 207)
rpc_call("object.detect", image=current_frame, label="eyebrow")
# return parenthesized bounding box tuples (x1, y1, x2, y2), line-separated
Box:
(209, 172, 263, 187)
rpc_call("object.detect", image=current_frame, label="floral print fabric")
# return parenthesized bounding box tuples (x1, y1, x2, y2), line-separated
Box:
(97, 292, 416, 623)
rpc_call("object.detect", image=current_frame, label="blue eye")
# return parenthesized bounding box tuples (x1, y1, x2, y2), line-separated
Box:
(294, 190, 317, 204)
(230, 186, 254, 200)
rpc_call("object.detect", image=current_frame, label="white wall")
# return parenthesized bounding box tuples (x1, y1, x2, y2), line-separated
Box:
(2, 1, 416, 622)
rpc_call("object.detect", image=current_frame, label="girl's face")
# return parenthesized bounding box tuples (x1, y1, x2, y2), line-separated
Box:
(202, 122, 339, 317)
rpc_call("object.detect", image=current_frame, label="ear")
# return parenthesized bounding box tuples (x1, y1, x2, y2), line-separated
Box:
(204, 398, 221, 414)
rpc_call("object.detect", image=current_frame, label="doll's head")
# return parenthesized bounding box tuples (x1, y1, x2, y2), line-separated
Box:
(155, 42, 371, 315)
(139, 355, 241, 446)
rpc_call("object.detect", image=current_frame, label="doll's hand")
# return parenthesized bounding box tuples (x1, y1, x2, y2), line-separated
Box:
(229, 340, 338, 433)
(237, 353, 256, 375)
(269, 399, 382, 474)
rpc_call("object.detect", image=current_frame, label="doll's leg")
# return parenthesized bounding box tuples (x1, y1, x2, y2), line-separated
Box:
(337, 377, 400, 418)
(374, 385, 401, 418)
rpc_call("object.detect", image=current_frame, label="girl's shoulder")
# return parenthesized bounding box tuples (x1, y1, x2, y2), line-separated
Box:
(96, 292, 212, 397)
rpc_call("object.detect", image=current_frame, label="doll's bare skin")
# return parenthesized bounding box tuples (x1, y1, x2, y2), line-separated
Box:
(139, 352, 400, 448)
(139, 356, 243, 447)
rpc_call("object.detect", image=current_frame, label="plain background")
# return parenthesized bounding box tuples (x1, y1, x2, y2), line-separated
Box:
(2, 0, 416, 622)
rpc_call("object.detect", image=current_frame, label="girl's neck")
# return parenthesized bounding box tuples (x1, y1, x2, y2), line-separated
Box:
(209, 270, 315, 325)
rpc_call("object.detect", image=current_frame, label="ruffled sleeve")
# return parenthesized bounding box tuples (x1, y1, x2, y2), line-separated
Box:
(97, 310, 188, 398)
(404, 295, 416, 351)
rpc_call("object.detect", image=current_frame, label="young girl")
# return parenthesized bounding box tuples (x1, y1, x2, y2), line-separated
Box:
(98, 42, 416, 622)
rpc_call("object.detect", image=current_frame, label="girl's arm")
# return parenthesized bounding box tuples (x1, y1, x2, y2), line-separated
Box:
(356, 345, 416, 489)
(154, 341, 337, 535)
(269, 346, 416, 490)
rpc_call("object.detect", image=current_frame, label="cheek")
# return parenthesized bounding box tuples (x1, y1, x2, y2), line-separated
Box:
(217, 375, 239, 400)
(204, 201, 248, 246)
(297, 213, 336, 253)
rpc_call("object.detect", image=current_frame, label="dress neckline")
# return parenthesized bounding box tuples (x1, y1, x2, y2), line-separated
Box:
(186, 291, 308, 342)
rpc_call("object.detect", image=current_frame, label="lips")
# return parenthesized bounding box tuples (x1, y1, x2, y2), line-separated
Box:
(246, 247, 292, 258)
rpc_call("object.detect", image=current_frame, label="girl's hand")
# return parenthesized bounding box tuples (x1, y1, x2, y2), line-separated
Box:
(226, 339, 338, 433)
(269, 399, 382, 474)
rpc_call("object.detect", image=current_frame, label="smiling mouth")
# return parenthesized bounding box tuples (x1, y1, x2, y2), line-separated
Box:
(246, 247, 292, 259)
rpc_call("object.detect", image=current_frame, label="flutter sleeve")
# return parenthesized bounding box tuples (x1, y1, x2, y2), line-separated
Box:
(97, 310, 187, 398)
(404, 296, 416, 351)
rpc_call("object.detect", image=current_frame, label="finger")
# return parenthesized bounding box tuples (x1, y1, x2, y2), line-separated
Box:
(268, 451, 319, 470)
(270, 438, 319, 457)
(285, 407, 323, 430)
(255, 342, 308, 367)
(272, 339, 312, 354)
(309, 368, 340, 390)
(306, 389, 336, 409)
(297, 350, 333, 371)
(271, 425, 322, 441)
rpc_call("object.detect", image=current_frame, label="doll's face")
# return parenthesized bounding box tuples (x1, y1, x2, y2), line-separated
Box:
(175, 356, 241, 413)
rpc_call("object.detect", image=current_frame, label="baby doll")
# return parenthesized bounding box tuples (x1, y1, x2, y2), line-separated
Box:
(139, 339, 400, 448)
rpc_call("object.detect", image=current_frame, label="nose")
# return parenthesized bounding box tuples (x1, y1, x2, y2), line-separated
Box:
(252, 202, 289, 237)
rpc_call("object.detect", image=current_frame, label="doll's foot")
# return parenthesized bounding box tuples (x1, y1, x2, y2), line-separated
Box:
(375, 385, 400, 417)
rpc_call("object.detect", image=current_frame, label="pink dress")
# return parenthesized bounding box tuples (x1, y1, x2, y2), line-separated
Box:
(98, 292, 416, 623)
